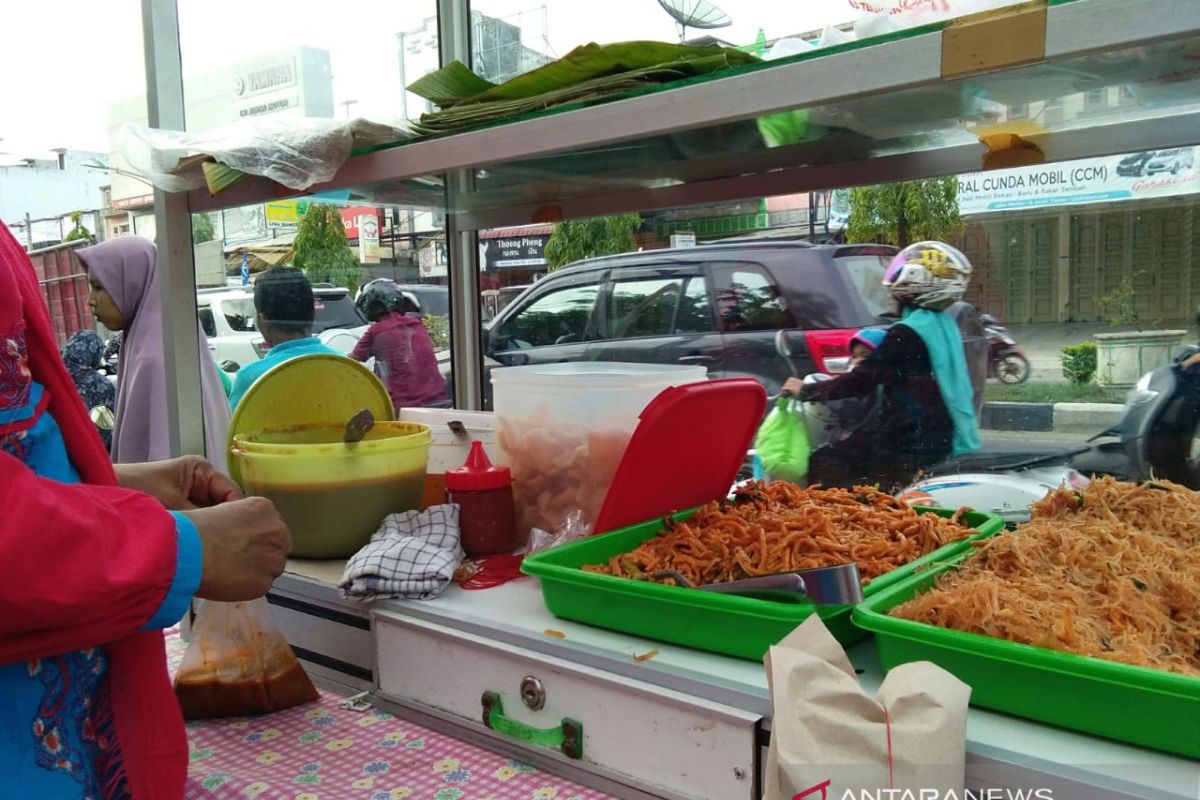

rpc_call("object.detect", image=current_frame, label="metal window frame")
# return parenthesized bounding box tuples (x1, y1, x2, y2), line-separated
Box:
(142, 0, 481, 433)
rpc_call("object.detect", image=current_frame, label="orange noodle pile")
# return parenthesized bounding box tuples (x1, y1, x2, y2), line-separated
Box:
(891, 477, 1200, 676)
(584, 480, 972, 586)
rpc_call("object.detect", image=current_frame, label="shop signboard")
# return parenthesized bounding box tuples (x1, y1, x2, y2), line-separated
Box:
(419, 241, 448, 278)
(958, 147, 1200, 214)
(339, 207, 382, 240)
(265, 199, 308, 229)
(670, 232, 697, 248)
(359, 215, 381, 264)
(483, 234, 548, 270)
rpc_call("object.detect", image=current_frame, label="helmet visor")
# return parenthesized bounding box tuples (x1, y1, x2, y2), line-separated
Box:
(883, 253, 907, 285)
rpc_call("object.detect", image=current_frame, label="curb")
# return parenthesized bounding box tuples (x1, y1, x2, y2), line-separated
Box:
(981, 401, 1124, 433)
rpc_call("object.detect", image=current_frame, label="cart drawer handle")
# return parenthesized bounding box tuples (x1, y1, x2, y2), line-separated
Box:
(480, 691, 584, 759)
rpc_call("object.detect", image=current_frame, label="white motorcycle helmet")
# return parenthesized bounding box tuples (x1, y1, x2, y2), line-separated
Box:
(882, 241, 972, 311)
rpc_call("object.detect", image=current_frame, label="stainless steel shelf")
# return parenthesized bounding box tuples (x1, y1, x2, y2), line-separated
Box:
(186, 0, 1200, 229)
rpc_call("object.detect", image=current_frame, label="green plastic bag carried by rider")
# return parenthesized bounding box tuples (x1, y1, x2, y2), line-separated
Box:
(754, 396, 810, 482)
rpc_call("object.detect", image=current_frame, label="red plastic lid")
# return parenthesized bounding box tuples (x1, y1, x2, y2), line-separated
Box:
(592, 378, 766, 535)
(446, 440, 512, 491)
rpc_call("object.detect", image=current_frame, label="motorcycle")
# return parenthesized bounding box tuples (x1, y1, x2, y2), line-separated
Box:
(772, 327, 1200, 524)
(982, 313, 1031, 384)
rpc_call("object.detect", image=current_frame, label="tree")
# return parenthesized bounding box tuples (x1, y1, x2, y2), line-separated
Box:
(63, 211, 95, 244)
(845, 177, 963, 248)
(291, 203, 362, 292)
(192, 212, 216, 244)
(544, 213, 641, 271)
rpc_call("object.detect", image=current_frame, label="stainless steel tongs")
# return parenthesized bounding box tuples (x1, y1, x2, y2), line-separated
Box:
(649, 562, 864, 605)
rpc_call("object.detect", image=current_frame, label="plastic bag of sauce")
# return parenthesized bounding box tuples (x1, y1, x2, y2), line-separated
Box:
(174, 598, 319, 720)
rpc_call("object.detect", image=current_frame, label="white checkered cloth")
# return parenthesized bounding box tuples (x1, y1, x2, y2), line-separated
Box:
(338, 504, 464, 600)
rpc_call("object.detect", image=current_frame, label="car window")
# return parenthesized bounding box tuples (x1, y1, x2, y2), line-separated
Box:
(410, 288, 449, 316)
(837, 255, 892, 317)
(676, 277, 716, 334)
(495, 284, 600, 349)
(715, 265, 796, 332)
(198, 307, 217, 338)
(221, 298, 257, 332)
(312, 293, 365, 332)
(607, 277, 682, 338)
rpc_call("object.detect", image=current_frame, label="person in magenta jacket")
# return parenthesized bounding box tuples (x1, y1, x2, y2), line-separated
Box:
(351, 280, 448, 411)
(0, 225, 291, 798)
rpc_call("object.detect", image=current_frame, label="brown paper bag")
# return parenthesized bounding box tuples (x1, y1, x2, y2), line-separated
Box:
(763, 616, 970, 800)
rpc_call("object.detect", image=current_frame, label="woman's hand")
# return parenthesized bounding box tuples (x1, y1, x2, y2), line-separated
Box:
(781, 377, 804, 398)
(184, 497, 291, 601)
(114, 455, 244, 510)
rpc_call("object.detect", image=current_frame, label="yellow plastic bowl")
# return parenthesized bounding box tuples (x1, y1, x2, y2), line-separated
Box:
(232, 422, 433, 559)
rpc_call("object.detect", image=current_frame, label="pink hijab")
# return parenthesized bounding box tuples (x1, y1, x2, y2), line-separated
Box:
(77, 237, 230, 473)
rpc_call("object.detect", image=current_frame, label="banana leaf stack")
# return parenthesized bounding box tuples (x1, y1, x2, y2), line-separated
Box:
(407, 41, 760, 137)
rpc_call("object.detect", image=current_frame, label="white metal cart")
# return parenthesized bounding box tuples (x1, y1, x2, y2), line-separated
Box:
(140, 0, 1200, 796)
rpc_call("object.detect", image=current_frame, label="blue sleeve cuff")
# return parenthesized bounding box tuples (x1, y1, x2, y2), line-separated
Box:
(142, 512, 204, 630)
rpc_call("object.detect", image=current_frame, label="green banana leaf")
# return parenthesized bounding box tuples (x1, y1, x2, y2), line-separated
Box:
(406, 42, 760, 137)
(408, 61, 497, 108)
(456, 41, 758, 106)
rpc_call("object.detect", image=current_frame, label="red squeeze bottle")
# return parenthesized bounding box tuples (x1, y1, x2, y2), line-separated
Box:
(445, 440, 518, 558)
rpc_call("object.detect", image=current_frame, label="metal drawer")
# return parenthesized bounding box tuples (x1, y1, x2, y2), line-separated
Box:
(373, 609, 760, 800)
(266, 569, 374, 692)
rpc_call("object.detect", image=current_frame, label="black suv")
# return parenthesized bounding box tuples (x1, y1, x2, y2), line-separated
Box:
(482, 241, 901, 406)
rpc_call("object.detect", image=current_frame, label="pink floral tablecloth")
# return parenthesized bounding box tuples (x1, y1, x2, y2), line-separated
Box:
(165, 627, 613, 800)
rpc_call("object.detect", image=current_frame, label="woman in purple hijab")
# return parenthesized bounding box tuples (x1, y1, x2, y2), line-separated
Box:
(78, 237, 230, 474)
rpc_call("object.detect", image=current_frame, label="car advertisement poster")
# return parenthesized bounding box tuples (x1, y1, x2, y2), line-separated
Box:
(957, 146, 1200, 214)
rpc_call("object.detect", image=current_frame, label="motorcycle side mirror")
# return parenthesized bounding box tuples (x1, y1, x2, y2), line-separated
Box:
(89, 405, 115, 431)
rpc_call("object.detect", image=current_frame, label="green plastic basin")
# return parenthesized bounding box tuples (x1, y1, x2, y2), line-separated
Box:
(521, 506, 1002, 660)
(852, 549, 1200, 758)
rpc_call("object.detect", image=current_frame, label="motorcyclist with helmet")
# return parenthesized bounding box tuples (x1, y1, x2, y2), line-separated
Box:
(351, 279, 448, 411)
(787, 241, 982, 490)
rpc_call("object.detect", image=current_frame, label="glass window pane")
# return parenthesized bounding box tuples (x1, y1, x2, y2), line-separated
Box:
(675, 277, 716, 334)
(495, 284, 600, 349)
(837, 255, 892, 318)
(221, 298, 258, 332)
(198, 308, 217, 338)
(608, 277, 682, 339)
(717, 265, 795, 333)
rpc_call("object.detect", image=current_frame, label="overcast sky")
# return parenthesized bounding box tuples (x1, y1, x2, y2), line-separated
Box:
(0, 0, 859, 158)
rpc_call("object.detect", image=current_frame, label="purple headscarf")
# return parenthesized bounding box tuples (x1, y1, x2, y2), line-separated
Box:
(77, 237, 230, 473)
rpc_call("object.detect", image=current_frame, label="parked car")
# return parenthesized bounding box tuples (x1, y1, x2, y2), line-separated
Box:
(394, 283, 449, 316)
(482, 285, 530, 322)
(198, 285, 365, 370)
(468, 241, 901, 407)
(1144, 148, 1195, 175)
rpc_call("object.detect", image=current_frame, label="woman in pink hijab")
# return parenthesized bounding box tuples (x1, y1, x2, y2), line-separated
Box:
(77, 237, 231, 473)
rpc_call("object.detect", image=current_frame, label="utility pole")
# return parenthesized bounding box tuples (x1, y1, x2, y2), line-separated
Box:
(24, 213, 32, 247)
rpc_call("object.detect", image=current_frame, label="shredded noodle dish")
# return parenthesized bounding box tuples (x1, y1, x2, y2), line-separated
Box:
(892, 477, 1200, 677)
(583, 480, 972, 586)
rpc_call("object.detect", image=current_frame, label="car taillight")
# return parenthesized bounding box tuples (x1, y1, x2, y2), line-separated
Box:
(804, 329, 856, 374)
(252, 339, 268, 358)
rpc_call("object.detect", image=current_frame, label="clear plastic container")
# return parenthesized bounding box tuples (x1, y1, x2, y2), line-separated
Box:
(491, 363, 706, 540)
(398, 407, 498, 509)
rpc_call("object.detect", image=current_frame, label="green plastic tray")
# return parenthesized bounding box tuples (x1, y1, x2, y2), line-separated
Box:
(852, 550, 1200, 758)
(521, 506, 1002, 661)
